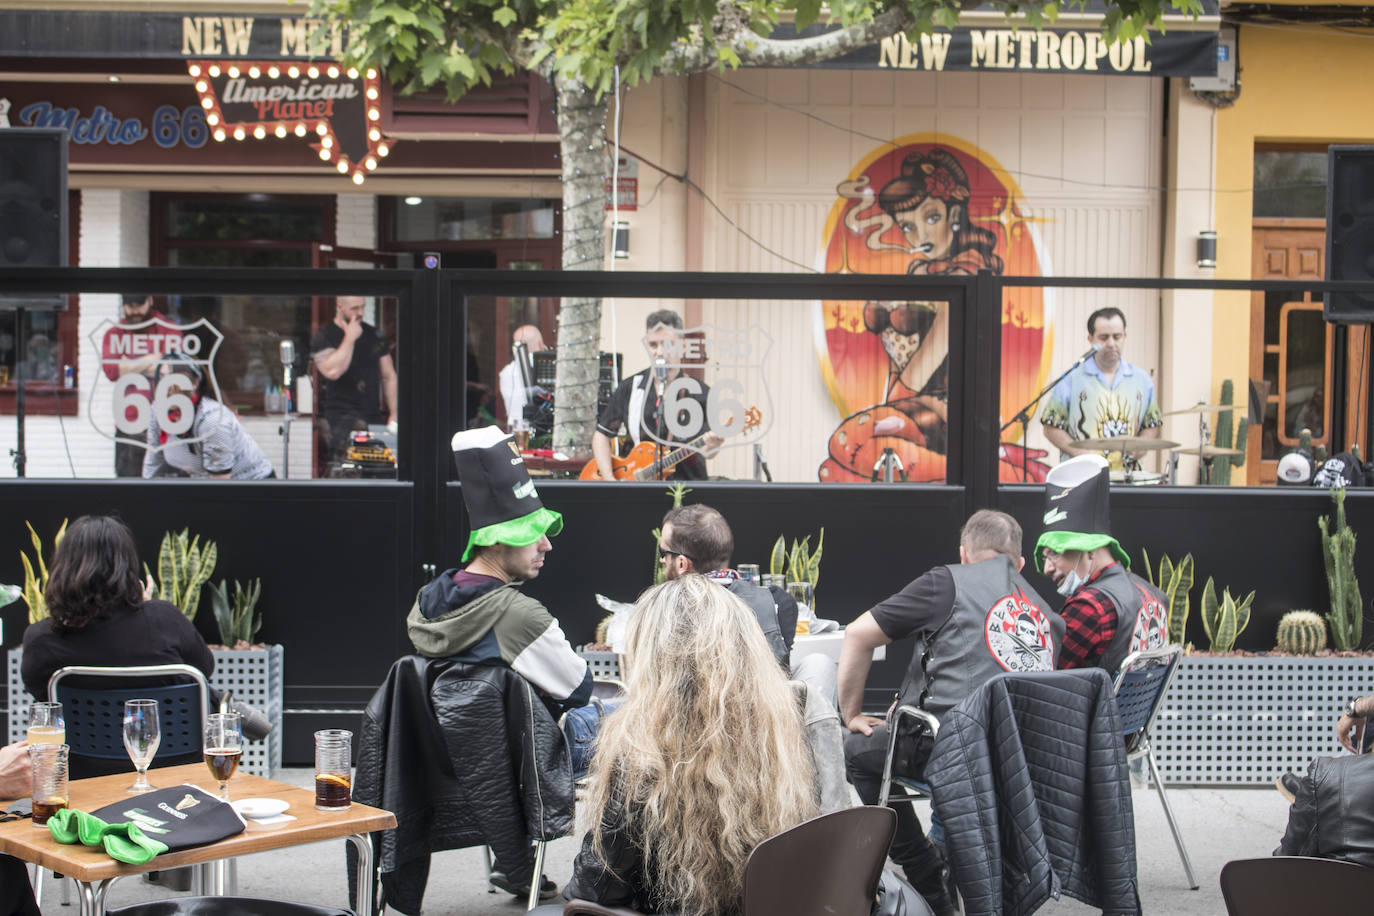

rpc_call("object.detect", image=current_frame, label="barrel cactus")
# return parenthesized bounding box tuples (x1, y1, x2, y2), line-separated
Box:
(1276, 610, 1327, 655)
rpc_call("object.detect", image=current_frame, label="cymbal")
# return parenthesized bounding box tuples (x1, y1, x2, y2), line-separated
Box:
(1162, 402, 1246, 416)
(1179, 444, 1246, 458)
(1076, 436, 1180, 452)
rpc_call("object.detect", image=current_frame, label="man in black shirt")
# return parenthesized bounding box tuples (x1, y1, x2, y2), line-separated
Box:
(590, 309, 722, 481)
(837, 510, 1062, 916)
(310, 296, 397, 460)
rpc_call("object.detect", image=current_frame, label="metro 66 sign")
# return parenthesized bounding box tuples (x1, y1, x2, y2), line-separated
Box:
(88, 316, 223, 448)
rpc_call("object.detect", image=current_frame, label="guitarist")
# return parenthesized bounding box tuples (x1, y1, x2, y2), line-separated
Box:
(591, 309, 723, 481)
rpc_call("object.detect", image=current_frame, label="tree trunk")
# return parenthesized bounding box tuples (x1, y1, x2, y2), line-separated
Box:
(551, 74, 608, 457)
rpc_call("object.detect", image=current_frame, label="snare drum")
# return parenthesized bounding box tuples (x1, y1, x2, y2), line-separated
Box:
(1109, 470, 1164, 486)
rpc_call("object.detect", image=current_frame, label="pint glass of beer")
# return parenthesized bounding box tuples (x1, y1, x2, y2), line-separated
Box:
(315, 729, 352, 811)
(29, 744, 68, 827)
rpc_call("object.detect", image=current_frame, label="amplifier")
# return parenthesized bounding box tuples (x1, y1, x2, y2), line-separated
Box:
(532, 350, 622, 388)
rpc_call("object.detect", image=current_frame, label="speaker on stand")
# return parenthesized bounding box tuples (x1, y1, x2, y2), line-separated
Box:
(0, 127, 69, 478)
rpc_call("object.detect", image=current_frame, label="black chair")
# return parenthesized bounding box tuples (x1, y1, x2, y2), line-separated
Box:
(106, 897, 353, 915)
(1112, 645, 1197, 889)
(563, 805, 899, 916)
(1219, 857, 1374, 915)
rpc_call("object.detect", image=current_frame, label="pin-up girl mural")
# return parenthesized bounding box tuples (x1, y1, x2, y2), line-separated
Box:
(817, 138, 1051, 484)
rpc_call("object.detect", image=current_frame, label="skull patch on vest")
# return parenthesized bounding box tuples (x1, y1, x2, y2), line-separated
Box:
(1131, 585, 1168, 653)
(984, 589, 1055, 672)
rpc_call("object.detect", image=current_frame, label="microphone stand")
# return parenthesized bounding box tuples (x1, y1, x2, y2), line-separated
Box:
(1000, 347, 1098, 481)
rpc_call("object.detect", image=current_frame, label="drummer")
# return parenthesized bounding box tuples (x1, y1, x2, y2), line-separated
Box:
(1039, 307, 1162, 466)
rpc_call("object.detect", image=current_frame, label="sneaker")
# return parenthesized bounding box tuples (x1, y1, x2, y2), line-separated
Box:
(488, 870, 559, 901)
(1275, 771, 1302, 804)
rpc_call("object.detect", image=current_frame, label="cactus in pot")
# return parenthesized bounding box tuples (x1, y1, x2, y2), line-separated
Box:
(1319, 487, 1363, 651)
(145, 529, 217, 621)
(1276, 610, 1327, 655)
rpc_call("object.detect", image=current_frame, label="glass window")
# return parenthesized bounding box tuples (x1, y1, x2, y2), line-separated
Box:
(392, 197, 557, 242)
(462, 296, 955, 485)
(1253, 151, 1327, 219)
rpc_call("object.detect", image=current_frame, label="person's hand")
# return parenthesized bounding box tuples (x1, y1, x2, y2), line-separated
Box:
(702, 432, 725, 453)
(1338, 695, 1371, 753)
(342, 315, 363, 343)
(846, 714, 885, 736)
(0, 742, 29, 799)
(142, 573, 156, 602)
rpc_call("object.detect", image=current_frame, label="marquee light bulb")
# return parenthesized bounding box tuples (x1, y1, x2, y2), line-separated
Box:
(208, 65, 221, 77)
(336, 159, 349, 174)
(366, 87, 378, 100)
(351, 172, 365, 185)
(288, 66, 300, 78)
(367, 108, 380, 121)
(195, 80, 208, 93)
(316, 123, 328, 136)
(320, 136, 333, 149)
(318, 148, 331, 161)
(201, 97, 214, 109)
(274, 125, 287, 138)
(233, 127, 246, 140)
(207, 113, 219, 125)
(328, 66, 339, 78)
(308, 66, 319, 78)
(253, 126, 266, 139)
(214, 129, 226, 142)
(269, 66, 280, 78)
(368, 128, 380, 141)
(294, 123, 307, 136)
(188, 64, 201, 77)
(377, 143, 389, 157)
(249, 66, 261, 78)
(365, 158, 377, 170)
(228, 66, 240, 78)
(366, 68, 377, 80)
(347, 67, 359, 79)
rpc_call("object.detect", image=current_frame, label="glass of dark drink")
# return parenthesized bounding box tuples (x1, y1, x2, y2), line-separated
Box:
(314, 729, 352, 811)
(203, 712, 243, 802)
(29, 743, 68, 827)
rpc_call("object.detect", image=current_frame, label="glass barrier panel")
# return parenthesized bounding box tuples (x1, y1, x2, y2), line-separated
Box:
(463, 295, 956, 485)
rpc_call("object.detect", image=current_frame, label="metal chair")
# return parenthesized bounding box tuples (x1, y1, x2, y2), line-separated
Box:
(877, 704, 940, 812)
(564, 805, 899, 916)
(41, 664, 217, 904)
(1113, 645, 1198, 890)
(1219, 857, 1374, 915)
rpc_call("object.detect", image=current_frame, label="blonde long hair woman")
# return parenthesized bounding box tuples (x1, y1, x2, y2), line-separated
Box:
(562, 575, 819, 916)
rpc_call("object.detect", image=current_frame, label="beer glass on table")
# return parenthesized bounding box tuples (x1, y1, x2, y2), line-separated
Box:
(123, 699, 161, 793)
(29, 744, 68, 827)
(203, 712, 243, 802)
(28, 702, 64, 746)
(788, 582, 814, 636)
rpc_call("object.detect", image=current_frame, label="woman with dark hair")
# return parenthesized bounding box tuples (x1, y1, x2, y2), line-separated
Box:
(875, 147, 1003, 277)
(20, 516, 214, 774)
(142, 351, 275, 479)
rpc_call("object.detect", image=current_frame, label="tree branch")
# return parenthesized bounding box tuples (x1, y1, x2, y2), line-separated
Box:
(731, 7, 918, 67)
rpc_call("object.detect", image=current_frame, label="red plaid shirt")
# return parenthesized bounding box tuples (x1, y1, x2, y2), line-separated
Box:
(1058, 566, 1120, 669)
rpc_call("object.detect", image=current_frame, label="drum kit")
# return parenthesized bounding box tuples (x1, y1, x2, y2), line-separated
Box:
(1076, 401, 1245, 485)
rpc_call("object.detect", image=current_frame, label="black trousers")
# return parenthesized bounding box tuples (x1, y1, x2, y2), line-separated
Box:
(844, 724, 942, 879)
(0, 855, 39, 916)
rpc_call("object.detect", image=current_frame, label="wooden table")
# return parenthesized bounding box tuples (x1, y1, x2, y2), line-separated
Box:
(0, 763, 395, 916)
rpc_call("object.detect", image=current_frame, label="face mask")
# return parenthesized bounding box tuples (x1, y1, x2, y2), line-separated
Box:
(1056, 556, 1087, 597)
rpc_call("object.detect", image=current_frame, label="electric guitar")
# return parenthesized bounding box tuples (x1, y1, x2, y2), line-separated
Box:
(580, 435, 713, 481)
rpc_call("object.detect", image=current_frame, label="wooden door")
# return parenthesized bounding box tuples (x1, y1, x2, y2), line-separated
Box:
(1250, 220, 1370, 484)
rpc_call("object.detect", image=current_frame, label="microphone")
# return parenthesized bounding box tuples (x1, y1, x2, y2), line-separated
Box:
(280, 339, 296, 367)
(653, 357, 668, 382)
(1076, 343, 1100, 365)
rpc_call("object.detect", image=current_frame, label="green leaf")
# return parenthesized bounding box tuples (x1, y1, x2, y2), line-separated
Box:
(792, 0, 823, 30)
(492, 6, 518, 27)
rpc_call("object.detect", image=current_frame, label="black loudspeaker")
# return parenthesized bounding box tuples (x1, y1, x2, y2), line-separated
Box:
(0, 128, 67, 269)
(1325, 145, 1374, 323)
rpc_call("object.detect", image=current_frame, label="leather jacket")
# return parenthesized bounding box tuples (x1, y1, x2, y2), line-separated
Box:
(925, 669, 1140, 916)
(351, 656, 574, 915)
(1276, 752, 1374, 867)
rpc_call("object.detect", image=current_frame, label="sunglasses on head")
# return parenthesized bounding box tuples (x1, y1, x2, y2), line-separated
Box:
(863, 302, 938, 337)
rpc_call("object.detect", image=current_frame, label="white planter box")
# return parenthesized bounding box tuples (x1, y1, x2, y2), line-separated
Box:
(6, 644, 283, 778)
(1152, 655, 1374, 786)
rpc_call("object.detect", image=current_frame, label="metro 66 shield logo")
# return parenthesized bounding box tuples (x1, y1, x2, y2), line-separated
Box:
(88, 316, 223, 451)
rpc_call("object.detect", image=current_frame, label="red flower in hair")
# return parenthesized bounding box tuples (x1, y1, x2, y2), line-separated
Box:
(924, 167, 957, 200)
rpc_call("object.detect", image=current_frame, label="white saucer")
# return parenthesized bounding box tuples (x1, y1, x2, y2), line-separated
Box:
(232, 797, 290, 819)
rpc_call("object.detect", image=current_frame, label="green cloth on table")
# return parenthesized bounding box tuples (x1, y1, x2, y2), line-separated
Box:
(47, 807, 170, 864)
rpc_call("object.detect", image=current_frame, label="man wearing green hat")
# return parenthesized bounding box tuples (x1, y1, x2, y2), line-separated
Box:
(1035, 454, 1167, 672)
(408, 425, 593, 715)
